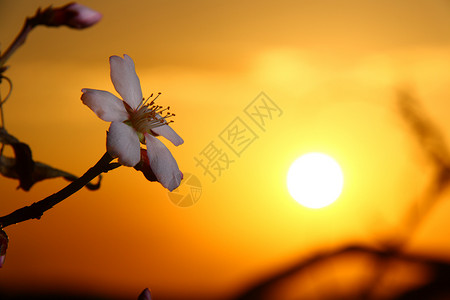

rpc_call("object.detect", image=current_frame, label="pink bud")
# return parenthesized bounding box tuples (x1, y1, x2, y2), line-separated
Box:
(137, 288, 152, 300)
(46, 2, 102, 29)
(0, 229, 8, 268)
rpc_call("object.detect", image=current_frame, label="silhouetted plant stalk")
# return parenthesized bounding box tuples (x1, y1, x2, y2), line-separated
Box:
(0, 3, 106, 268)
(236, 243, 450, 300)
(354, 92, 450, 299)
(0, 4, 157, 298)
(0, 14, 35, 68)
(0, 3, 102, 68)
(0, 152, 120, 229)
(397, 91, 450, 240)
(0, 3, 104, 191)
(236, 91, 450, 300)
(0, 76, 12, 130)
(0, 6, 184, 285)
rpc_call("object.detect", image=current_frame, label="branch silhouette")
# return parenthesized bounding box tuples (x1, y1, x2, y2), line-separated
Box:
(0, 152, 119, 229)
(235, 91, 450, 300)
(0, 128, 103, 191)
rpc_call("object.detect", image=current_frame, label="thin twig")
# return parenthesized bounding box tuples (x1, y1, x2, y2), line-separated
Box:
(0, 15, 37, 67)
(0, 152, 119, 228)
(0, 75, 13, 130)
(235, 244, 449, 300)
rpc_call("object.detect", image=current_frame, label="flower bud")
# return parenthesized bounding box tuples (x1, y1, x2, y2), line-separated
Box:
(134, 149, 158, 182)
(0, 229, 9, 268)
(42, 2, 102, 29)
(138, 288, 151, 300)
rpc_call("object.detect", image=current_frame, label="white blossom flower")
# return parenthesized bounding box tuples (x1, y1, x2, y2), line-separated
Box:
(81, 55, 183, 191)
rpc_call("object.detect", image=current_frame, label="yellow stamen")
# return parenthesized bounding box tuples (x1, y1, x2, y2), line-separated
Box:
(124, 93, 175, 134)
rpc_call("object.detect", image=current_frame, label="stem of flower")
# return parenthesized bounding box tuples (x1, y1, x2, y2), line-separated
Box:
(0, 17, 37, 68)
(0, 152, 119, 228)
(0, 75, 13, 129)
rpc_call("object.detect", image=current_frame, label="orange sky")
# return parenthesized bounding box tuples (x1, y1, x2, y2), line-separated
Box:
(1, 0, 450, 299)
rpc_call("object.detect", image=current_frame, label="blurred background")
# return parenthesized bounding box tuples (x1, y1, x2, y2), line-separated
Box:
(1, 0, 450, 299)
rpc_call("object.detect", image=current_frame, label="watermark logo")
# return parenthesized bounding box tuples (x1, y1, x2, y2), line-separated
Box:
(194, 92, 282, 183)
(167, 173, 202, 207)
(170, 92, 282, 207)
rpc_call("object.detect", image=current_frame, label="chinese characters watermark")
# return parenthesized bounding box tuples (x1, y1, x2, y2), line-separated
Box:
(219, 117, 258, 157)
(195, 92, 282, 183)
(193, 141, 235, 182)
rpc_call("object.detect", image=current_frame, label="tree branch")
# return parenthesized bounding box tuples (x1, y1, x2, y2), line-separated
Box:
(0, 152, 119, 228)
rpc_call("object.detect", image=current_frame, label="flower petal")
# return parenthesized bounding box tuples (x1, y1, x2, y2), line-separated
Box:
(81, 89, 128, 122)
(145, 133, 182, 191)
(107, 122, 140, 167)
(109, 55, 143, 110)
(151, 124, 184, 146)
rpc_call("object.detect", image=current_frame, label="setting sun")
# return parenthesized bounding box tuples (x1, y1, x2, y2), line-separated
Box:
(3, 1, 450, 299)
(287, 152, 344, 209)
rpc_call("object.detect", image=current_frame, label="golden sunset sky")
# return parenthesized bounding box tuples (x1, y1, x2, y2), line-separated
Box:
(1, 0, 450, 299)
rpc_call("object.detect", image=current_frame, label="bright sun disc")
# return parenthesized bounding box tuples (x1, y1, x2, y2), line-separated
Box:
(287, 152, 344, 209)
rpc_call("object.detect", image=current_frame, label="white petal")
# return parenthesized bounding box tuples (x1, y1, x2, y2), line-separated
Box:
(109, 55, 143, 110)
(145, 133, 182, 191)
(151, 124, 184, 146)
(107, 122, 140, 167)
(81, 89, 128, 122)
